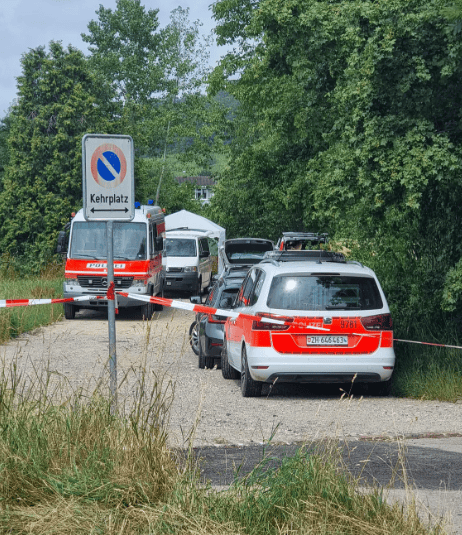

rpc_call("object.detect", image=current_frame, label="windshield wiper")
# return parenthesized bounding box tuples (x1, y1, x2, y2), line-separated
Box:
(74, 254, 101, 259)
(325, 305, 360, 310)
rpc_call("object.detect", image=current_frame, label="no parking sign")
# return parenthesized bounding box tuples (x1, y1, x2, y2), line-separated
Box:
(82, 134, 134, 221)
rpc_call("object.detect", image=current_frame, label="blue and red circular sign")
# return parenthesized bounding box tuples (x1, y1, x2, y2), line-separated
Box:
(91, 143, 127, 189)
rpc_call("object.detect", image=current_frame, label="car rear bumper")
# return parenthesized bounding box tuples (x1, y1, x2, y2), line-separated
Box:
(245, 345, 395, 383)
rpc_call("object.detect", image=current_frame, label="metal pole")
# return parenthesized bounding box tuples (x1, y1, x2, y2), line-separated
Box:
(107, 220, 117, 413)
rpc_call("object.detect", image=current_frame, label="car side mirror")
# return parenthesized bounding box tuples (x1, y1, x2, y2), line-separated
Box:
(56, 231, 68, 255)
(190, 296, 201, 304)
(155, 236, 163, 251)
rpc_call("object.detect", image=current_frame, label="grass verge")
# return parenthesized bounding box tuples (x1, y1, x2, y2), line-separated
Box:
(0, 355, 446, 534)
(0, 262, 64, 344)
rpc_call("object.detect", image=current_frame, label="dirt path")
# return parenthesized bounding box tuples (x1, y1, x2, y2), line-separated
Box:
(1, 305, 461, 448)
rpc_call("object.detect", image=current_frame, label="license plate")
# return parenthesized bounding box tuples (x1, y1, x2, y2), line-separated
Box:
(166, 281, 172, 286)
(307, 335, 348, 346)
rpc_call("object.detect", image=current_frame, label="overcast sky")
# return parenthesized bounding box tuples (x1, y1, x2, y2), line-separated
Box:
(0, 0, 225, 118)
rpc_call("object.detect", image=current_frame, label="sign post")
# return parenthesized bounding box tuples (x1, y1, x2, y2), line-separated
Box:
(82, 134, 135, 413)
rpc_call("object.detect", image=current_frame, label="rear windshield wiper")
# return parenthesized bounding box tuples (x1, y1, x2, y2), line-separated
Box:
(325, 305, 361, 310)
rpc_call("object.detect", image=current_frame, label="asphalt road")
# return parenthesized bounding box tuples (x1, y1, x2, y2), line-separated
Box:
(193, 436, 462, 533)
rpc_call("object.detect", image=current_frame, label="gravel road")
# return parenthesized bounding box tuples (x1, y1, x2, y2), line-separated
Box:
(1, 303, 462, 532)
(1, 304, 461, 448)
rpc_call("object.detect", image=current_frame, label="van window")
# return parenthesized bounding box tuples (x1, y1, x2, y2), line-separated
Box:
(267, 275, 383, 311)
(199, 238, 210, 255)
(165, 238, 197, 257)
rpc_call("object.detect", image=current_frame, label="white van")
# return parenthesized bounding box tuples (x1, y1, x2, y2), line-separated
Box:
(162, 228, 213, 295)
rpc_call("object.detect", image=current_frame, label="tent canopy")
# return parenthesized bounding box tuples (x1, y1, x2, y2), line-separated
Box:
(165, 210, 226, 272)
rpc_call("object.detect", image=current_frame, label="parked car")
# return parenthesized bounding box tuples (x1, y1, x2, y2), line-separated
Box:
(162, 228, 213, 295)
(189, 238, 274, 366)
(190, 274, 246, 368)
(221, 250, 395, 397)
(218, 238, 274, 274)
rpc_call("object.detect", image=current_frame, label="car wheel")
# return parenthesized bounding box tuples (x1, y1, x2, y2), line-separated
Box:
(141, 302, 153, 320)
(240, 346, 262, 397)
(63, 303, 75, 320)
(198, 337, 206, 369)
(221, 339, 239, 380)
(368, 378, 392, 397)
(196, 277, 202, 296)
(189, 321, 200, 356)
(153, 285, 164, 311)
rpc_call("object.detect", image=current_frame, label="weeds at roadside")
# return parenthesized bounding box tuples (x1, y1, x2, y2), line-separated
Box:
(0, 308, 451, 534)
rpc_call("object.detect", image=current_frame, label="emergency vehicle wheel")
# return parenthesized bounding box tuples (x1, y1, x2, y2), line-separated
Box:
(240, 346, 262, 397)
(368, 378, 392, 397)
(153, 286, 164, 311)
(63, 303, 75, 320)
(221, 339, 239, 380)
(141, 302, 154, 320)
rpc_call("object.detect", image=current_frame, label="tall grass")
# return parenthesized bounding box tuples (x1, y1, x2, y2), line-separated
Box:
(0, 261, 64, 343)
(0, 355, 445, 534)
(393, 334, 462, 402)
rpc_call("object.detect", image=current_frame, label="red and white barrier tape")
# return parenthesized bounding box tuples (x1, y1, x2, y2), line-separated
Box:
(3, 287, 462, 349)
(394, 339, 462, 350)
(0, 296, 96, 308)
(116, 292, 331, 331)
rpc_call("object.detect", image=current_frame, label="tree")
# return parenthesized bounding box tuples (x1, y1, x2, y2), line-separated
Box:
(82, 0, 164, 104)
(210, 0, 462, 334)
(83, 1, 227, 190)
(0, 42, 115, 269)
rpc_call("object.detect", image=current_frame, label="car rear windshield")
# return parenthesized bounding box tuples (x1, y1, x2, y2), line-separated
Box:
(267, 275, 383, 311)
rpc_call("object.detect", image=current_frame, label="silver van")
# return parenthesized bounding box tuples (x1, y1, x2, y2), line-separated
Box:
(162, 229, 213, 294)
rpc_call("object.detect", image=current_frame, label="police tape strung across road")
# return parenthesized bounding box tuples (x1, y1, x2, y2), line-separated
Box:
(116, 291, 331, 331)
(3, 289, 462, 349)
(0, 296, 98, 308)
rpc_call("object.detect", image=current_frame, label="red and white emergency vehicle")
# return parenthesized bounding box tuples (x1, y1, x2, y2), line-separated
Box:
(59, 203, 165, 319)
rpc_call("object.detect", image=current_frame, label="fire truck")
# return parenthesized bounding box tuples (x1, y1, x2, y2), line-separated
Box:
(57, 202, 165, 319)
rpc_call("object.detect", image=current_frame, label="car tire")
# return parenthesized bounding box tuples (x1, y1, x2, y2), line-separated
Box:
(196, 277, 202, 296)
(368, 378, 392, 397)
(141, 301, 154, 320)
(63, 303, 76, 320)
(365, 379, 392, 397)
(198, 338, 206, 369)
(153, 285, 164, 311)
(189, 321, 200, 356)
(240, 346, 262, 397)
(221, 340, 239, 379)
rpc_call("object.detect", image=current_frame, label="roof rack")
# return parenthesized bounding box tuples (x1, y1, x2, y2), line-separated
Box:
(281, 232, 328, 243)
(262, 250, 346, 263)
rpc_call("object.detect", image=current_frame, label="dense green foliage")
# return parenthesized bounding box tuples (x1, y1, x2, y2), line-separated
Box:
(209, 0, 462, 357)
(0, 1, 230, 273)
(0, 42, 115, 270)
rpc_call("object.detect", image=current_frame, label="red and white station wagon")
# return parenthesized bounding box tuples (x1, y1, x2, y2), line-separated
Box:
(221, 250, 395, 397)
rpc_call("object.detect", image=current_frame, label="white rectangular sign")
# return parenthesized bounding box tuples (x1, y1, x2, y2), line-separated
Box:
(82, 134, 135, 221)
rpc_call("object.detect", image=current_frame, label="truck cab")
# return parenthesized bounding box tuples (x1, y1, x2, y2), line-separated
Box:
(61, 204, 165, 319)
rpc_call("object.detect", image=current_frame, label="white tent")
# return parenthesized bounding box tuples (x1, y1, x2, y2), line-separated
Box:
(165, 210, 226, 272)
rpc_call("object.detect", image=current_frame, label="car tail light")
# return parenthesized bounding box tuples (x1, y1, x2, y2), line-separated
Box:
(208, 315, 226, 324)
(360, 314, 393, 331)
(252, 313, 293, 331)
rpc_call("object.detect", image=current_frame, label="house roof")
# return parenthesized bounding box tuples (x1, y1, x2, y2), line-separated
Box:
(175, 176, 216, 186)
